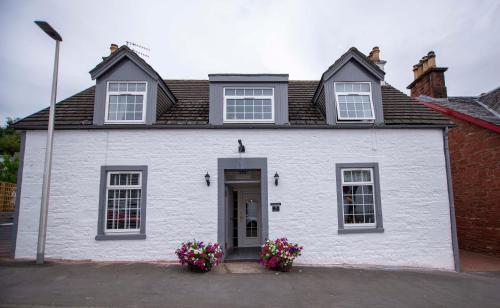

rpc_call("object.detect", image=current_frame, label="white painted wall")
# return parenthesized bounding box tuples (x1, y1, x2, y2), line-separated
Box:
(16, 129, 455, 269)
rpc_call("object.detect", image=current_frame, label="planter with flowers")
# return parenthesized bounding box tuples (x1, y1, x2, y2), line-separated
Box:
(260, 238, 303, 272)
(175, 240, 224, 273)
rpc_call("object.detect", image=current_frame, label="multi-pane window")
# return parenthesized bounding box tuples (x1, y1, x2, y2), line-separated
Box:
(106, 82, 147, 122)
(105, 172, 142, 233)
(245, 200, 258, 237)
(335, 82, 375, 120)
(224, 88, 274, 122)
(341, 168, 376, 226)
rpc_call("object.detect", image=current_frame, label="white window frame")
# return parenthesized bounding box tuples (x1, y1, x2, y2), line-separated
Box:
(334, 82, 375, 121)
(105, 171, 142, 234)
(223, 87, 275, 123)
(341, 168, 376, 228)
(104, 81, 148, 124)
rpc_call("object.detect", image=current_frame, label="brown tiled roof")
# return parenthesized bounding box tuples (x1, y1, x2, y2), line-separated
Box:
(12, 80, 451, 129)
(288, 81, 326, 125)
(156, 80, 209, 125)
(12, 86, 95, 128)
(381, 85, 451, 125)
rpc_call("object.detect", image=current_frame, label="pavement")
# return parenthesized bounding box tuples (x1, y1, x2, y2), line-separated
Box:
(460, 250, 500, 272)
(1, 260, 500, 308)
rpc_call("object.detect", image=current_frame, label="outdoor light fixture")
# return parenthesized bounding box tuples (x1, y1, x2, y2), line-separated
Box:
(205, 172, 210, 186)
(274, 172, 279, 186)
(238, 139, 245, 153)
(34, 20, 62, 265)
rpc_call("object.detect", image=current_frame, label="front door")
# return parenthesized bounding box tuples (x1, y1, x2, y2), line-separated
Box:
(238, 191, 260, 247)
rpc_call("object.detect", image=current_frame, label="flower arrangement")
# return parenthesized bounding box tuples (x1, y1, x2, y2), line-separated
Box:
(175, 240, 224, 272)
(260, 238, 303, 272)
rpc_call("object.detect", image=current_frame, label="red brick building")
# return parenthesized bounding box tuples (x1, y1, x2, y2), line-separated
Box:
(408, 52, 500, 257)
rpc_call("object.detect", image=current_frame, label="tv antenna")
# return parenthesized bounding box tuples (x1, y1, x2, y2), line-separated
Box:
(126, 41, 150, 58)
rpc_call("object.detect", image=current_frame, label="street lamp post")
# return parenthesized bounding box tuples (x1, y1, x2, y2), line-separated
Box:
(34, 21, 62, 265)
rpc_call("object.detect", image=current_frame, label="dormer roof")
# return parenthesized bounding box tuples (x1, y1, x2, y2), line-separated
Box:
(322, 47, 385, 82)
(89, 45, 177, 104)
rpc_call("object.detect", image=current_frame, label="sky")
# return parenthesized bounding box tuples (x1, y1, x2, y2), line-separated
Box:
(1, 0, 499, 125)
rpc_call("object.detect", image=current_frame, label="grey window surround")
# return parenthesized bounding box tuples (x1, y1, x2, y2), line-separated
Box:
(209, 74, 289, 125)
(335, 163, 384, 234)
(95, 165, 148, 241)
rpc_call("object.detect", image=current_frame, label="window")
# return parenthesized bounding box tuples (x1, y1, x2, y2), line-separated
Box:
(334, 82, 375, 121)
(336, 163, 383, 234)
(106, 172, 142, 232)
(96, 166, 148, 240)
(246, 200, 258, 237)
(105, 82, 147, 123)
(224, 87, 274, 123)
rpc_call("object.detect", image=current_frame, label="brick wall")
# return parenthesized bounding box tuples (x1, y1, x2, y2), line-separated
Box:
(409, 69, 447, 98)
(447, 116, 500, 257)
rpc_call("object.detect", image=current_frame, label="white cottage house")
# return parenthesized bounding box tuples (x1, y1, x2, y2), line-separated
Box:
(11, 45, 459, 270)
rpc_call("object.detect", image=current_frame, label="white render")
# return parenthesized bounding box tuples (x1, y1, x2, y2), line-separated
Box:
(15, 128, 455, 270)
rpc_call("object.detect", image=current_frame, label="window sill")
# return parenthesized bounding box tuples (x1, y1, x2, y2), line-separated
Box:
(103, 121, 146, 125)
(222, 121, 276, 125)
(95, 234, 146, 241)
(335, 120, 375, 124)
(338, 227, 384, 234)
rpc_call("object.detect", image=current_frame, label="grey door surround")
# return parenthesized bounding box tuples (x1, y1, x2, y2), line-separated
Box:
(217, 158, 268, 258)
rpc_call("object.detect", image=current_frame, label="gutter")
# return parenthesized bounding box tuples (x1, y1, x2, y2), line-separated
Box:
(443, 127, 460, 272)
(12, 123, 454, 131)
(11, 131, 26, 258)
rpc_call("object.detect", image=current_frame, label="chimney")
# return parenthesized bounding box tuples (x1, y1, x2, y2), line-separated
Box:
(367, 46, 387, 72)
(407, 51, 448, 98)
(110, 43, 119, 54)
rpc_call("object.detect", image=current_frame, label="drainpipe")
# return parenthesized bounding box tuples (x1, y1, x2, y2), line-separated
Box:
(443, 127, 460, 272)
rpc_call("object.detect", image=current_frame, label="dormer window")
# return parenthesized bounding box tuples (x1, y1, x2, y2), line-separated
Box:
(105, 81, 147, 123)
(223, 87, 274, 123)
(335, 82, 375, 121)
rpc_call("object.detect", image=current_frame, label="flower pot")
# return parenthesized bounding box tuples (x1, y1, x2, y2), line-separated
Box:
(188, 263, 211, 273)
(270, 262, 293, 272)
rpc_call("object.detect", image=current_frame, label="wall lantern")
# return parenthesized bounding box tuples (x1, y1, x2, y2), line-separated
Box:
(274, 172, 279, 186)
(205, 172, 210, 186)
(238, 139, 245, 153)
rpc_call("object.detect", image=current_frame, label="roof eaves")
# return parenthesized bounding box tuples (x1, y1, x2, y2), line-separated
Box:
(420, 101, 500, 133)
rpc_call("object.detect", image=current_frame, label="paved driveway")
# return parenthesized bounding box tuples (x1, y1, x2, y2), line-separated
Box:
(1, 261, 499, 307)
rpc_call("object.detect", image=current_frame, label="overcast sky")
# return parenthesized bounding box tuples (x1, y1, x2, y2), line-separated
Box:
(1, 0, 499, 125)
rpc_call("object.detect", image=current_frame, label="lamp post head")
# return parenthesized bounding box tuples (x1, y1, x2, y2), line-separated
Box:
(34, 21, 62, 41)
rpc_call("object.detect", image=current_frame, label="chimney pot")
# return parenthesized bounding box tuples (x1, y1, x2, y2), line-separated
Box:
(370, 46, 380, 62)
(427, 51, 436, 68)
(417, 60, 424, 77)
(412, 64, 419, 79)
(422, 56, 429, 72)
(110, 43, 119, 54)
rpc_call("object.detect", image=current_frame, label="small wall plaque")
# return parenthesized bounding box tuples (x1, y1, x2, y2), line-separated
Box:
(270, 202, 281, 212)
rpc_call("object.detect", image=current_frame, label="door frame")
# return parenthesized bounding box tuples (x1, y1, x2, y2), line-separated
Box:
(217, 158, 268, 258)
